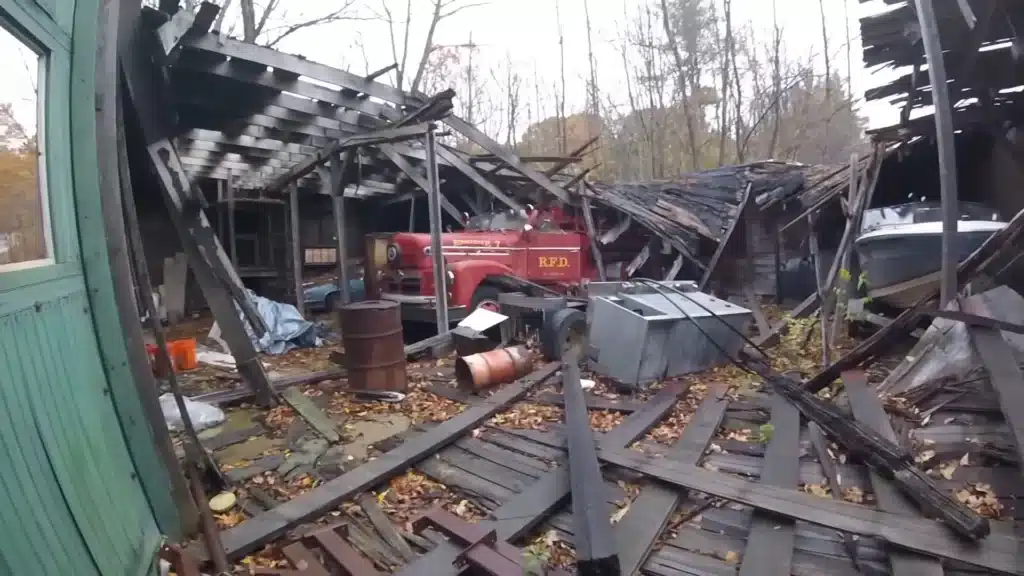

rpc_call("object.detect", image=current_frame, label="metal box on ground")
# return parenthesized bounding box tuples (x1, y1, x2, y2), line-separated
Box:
(586, 284, 752, 388)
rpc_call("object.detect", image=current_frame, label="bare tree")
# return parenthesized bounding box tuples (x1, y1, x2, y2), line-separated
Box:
(555, 0, 567, 154)
(818, 0, 832, 160)
(234, 0, 362, 47)
(379, 0, 485, 94)
(659, 0, 699, 171)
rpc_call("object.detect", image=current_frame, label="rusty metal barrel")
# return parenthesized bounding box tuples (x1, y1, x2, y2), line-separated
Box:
(455, 346, 533, 392)
(339, 300, 407, 392)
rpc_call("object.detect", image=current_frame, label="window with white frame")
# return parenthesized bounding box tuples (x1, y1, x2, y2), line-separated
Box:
(0, 22, 49, 270)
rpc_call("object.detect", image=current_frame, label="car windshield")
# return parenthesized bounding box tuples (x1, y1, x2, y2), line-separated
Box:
(466, 211, 527, 231)
(861, 201, 1000, 234)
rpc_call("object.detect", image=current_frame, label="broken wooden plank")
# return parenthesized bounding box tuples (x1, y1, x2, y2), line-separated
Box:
(845, 370, 945, 576)
(597, 448, 1021, 574)
(217, 362, 560, 559)
(281, 387, 340, 444)
(744, 287, 771, 339)
(738, 394, 800, 576)
(395, 382, 688, 576)
(614, 390, 729, 575)
(357, 493, 417, 562)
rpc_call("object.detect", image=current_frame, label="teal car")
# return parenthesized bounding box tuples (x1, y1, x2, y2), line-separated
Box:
(302, 278, 366, 312)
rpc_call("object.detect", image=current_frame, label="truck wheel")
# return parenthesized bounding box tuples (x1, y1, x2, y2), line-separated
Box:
(541, 308, 587, 361)
(470, 284, 503, 312)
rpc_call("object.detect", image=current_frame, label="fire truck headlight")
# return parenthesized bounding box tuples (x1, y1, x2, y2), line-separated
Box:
(446, 269, 455, 287)
(386, 244, 400, 263)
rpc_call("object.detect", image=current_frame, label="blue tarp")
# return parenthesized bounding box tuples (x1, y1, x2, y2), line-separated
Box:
(238, 289, 320, 355)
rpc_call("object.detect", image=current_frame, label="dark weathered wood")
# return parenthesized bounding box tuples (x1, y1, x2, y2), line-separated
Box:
(357, 493, 417, 562)
(963, 299, 1024, 473)
(738, 394, 800, 576)
(379, 144, 462, 221)
(395, 383, 687, 576)
(597, 447, 1020, 574)
(217, 362, 559, 559)
(845, 370, 945, 576)
(699, 182, 752, 291)
(561, 356, 620, 573)
(614, 391, 729, 575)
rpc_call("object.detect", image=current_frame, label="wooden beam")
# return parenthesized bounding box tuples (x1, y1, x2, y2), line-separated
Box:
(444, 115, 571, 204)
(175, 54, 399, 122)
(435, 146, 523, 213)
(914, 0, 960, 306)
(846, 370, 945, 576)
(181, 33, 418, 108)
(699, 182, 752, 291)
(379, 144, 462, 221)
(217, 362, 561, 559)
(263, 124, 433, 195)
(580, 188, 606, 282)
(288, 182, 304, 315)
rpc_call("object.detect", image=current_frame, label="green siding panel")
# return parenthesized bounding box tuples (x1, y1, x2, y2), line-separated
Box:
(0, 292, 158, 575)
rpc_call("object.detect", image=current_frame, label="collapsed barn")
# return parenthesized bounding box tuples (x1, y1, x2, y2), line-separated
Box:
(115, 1, 1024, 576)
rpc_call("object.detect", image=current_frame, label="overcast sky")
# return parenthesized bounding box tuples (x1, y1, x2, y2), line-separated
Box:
(1, 0, 908, 139)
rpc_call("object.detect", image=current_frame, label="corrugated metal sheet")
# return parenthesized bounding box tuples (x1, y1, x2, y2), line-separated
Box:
(0, 291, 158, 575)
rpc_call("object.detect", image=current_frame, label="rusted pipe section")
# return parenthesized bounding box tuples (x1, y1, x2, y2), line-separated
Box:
(455, 346, 533, 392)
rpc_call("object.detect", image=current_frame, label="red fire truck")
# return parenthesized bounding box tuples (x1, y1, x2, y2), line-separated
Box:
(375, 206, 618, 322)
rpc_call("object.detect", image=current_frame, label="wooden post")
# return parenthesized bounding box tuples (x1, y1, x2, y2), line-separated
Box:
(227, 171, 237, 267)
(425, 128, 450, 331)
(809, 213, 829, 365)
(330, 148, 352, 305)
(408, 196, 416, 232)
(579, 183, 607, 281)
(827, 153, 861, 348)
(915, 0, 959, 306)
(289, 181, 304, 317)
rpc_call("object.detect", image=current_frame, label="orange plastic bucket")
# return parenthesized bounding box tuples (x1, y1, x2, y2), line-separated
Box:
(164, 338, 197, 372)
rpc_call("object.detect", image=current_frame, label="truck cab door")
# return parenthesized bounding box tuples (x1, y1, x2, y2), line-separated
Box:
(525, 220, 582, 282)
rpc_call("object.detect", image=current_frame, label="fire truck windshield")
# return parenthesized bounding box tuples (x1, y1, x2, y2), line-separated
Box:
(465, 211, 527, 231)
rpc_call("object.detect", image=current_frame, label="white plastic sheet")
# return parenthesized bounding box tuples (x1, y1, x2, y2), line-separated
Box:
(159, 393, 225, 433)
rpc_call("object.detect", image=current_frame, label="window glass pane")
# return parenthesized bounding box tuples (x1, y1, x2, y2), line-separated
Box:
(0, 25, 47, 267)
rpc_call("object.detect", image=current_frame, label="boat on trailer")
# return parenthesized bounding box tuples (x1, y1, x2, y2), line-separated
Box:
(853, 202, 1005, 308)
